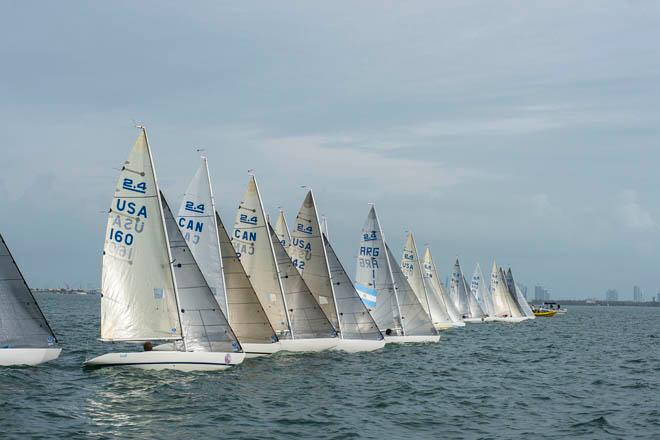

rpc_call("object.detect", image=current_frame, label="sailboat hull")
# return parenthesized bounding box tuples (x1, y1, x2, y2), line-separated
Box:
(241, 342, 282, 358)
(0, 348, 61, 366)
(83, 351, 246, 371)
(434, 322, 457, 330)
(331, 338, 385, 353)
(384, 335, 440, 344)
(463, 317, 488, 324)
(493, 316, 528, 323)
(279, 338, 338, 352)
(451, 321, 466, 327)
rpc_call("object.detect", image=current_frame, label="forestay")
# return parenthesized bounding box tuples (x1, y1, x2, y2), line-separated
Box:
(355, 207, 402, 334)
(0, 234, 57, 348)
(232, 176, 292, 338)
(269, 224, 337, 339)
(386, 244, 437, 336)
(101, 128, 181, 342)
(162, 194, 241, 353)
(422, 248, 462, 323)
(216, 212, 279, 343)
(177, 158, 226, 315)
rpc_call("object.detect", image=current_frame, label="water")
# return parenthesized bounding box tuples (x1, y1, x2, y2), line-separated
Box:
(1, 294, 659, 439)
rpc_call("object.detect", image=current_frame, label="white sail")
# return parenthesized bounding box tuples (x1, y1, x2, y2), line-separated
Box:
(401, 233, 453, 326)
(422, 248, 462, 323)
(463, 274, 485, 318)
(177, 157, 227, 315)
(269, 223, 337, 339)
(355, 206, 402, 334)
(506, 268, 534, 318)
(324, 234, 383, 340)
(515, 283, 535, 318)
(470, 263, 494, 316)
(232, 176, 292, 338)
(289, 191, 339, 329)
(450, 259, 485, 319)
(162, 194, 241, 353)
(386, 244, 437, 336)
(216, 212, 279, 343)
(101, 128, 181, 341)
(490, 263, 523, 318)
(0, 234, 57, 348)
(274, 210, 292, 249)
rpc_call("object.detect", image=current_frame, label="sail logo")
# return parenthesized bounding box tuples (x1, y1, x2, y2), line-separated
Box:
(239, 214, 258, 225)
(234, 229, 257, 242)
(363, 231, 378, 241)
(403, 252, 414, 261)
(355, 284, 378, 309)
(122, 178, 147, 194)
(359, 246, 379, 257)
(115, 199, 148, 218)
(296, 223, 313, 235)
(291, 238, 311, 251)
(184, 201, 205, 214)
(178, 217, 203, 233)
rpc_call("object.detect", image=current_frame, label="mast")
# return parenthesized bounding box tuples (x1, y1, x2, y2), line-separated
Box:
(253, 175, 294, 339)
(204, 156, 229, 315)
(143, 126, 185, 350)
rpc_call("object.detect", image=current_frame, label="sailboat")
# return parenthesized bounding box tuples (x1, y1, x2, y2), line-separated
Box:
(232, 176, 338, 352)
(85, 128, 245, 370)
(401, 233, 456, 330)
(274, 209, 292, 248)
(488, 261, 526, 323)
(289, 191, 384, 352)
(355, 206, 439, 343)
(0, 234, 61, 366)
(506, 268, 535, 319)
(470, 263, 496, 320)
(421, 248, 464, 327)
(450, 259, 486, 323)
(176, 158, 280, 357)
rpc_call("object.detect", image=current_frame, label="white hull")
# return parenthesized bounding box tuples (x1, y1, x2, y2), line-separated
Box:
(241, 342, 282, 358)
(452, 321, 467, 327)
(278, 338, 338, 352)
(84, 350, 246, 371)
(493, 316, 528, 323)
(331, 338, 385, 353)
(434, 322, 457, 330)
(0, 348, 61, 366)
(384, 335, 440, 344)
(463, 317, 487, 323)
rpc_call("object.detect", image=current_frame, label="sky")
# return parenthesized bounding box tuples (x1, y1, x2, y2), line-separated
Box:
(1, 1, 659, 299)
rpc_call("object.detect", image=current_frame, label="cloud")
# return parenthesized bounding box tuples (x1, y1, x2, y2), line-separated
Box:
(616, 190, 657, 230)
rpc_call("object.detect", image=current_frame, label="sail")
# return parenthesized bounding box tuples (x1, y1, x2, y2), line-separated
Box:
(505, 268, 526, 315)
(449, 259, 469, 317)
(216, 212, 279, 343)
(355, 206, 402, 334)
(386, 244, 437, 336)
(177, 157, 226, 315)
(324, 235, 382, 340)
(0, 234, 57, 348)
(490, 265, 522, 318)
(289, 191, 339, 328)
(422, 248, 462, 323)
(515, 283, 535, 318)
(470, 263, 494, 316)
(274, 210, 291, 249)
(101, 128, 181, 341)
(463, 274, 486, 318)
(162, 194, 241, 353)
(269, 224, 336, 339)
(232, 176, 291, 338)
(402, 234, 453, 326)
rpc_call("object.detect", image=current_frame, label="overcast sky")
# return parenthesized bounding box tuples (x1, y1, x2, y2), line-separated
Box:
(1, 1, 659, 299)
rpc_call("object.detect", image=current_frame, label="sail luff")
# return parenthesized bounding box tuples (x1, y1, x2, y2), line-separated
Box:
(204, 157, 229, 316)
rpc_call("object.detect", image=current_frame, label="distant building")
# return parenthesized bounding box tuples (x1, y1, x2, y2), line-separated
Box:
(657, 293, 660, 303)
(605, 289, 619, 302)
(633, 286, 643, 302)
(534, 285, 550, 301)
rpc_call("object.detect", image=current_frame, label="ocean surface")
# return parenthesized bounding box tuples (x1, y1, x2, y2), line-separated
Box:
(1, 294, 659, 440)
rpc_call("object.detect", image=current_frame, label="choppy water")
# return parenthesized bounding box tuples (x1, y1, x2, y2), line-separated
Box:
(1, 294, 659, 439)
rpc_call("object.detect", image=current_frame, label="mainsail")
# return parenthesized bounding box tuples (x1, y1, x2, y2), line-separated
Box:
(422, 248, 462, 323)
(515, 283, 535, 318)
(101, 128, 181, 341)
(162, 194, 241, 353)
(489, 263, 523, 318)
(507, 268, 534, 318)
(0, 234, 57, 348)
(355, 206, 402, 334)
(401, 233, 453, 326)
(233, 176, 292, 338)
(450, 259, 485, 319)
(217, 212, 279, 343)
(274, 210, 292, 249)
(470, 263, 494, 316)
(177, 157, 226, 314)
(289, 191, 339, 328)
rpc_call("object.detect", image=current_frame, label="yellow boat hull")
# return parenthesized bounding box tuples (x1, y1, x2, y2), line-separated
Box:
(533, 310, 557, 317)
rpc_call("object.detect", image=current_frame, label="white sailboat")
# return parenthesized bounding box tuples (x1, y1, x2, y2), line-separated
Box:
(421, 248, 465, 327)
(232, 176, 338, 352)
(506, 268, 535, 319)
(488, 261, 526, 322)
(85, 128, 245, 370)
(289, 191, 384, 352)
(0, 234, 61, 366)
(355, 206, 439, 343)
(177, 158, 280, 357)
(450, 258, 486, 323)
(470, 263, 496, 320)
(401, 233, 455, 330)
(274, 209, 292, 249)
